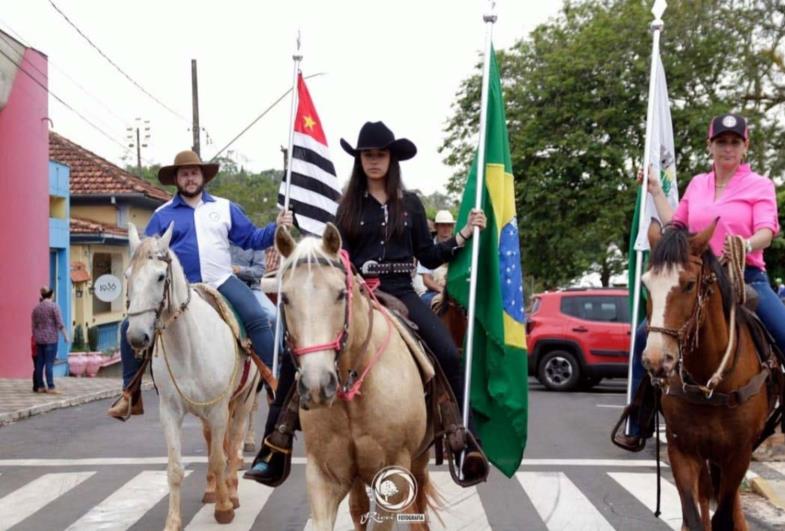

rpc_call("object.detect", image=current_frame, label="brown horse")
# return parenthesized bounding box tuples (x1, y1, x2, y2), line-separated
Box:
(641, 220, 780, 531)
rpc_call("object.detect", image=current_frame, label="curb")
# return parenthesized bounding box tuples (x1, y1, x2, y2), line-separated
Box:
(0, 381, 154, 427)
(747, 470, 785, 511)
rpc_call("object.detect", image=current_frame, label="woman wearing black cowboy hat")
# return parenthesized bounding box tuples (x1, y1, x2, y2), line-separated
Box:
(246, 121, 488, 486)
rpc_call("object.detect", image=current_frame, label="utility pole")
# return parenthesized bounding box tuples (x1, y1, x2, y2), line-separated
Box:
(136, 128, 142, 177)
(191, 59, 200, 156)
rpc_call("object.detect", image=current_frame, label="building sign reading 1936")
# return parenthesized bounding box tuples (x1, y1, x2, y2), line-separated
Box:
(94, 274, 122, 302)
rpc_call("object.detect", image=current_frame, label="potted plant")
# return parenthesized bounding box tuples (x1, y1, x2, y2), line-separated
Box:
(84, 325, 103, 377)
(68, 325, 88, 377)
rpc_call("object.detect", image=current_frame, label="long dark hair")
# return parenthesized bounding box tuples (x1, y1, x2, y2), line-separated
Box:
(335, 156, 406, 241)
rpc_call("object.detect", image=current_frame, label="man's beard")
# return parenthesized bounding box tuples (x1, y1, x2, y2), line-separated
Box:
(177, 184, 204, 198)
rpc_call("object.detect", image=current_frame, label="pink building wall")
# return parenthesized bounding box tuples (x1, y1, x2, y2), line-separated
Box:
(0, 47, 49, 378)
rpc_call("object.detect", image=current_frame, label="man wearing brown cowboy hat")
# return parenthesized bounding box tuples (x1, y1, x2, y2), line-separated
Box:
(108, 150, 292, 419)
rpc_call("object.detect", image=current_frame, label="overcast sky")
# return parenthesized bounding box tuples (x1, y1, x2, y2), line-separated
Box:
(2, 0, 564, 194)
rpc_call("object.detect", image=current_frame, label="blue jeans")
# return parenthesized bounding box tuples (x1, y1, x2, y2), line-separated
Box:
(34, 343, 57, 390)
(628, 266, 785, 437)
(120, 276, 276, 389)
(253, 289, 281, 354)
(219, 276, 275, 367)
(420, 290, 438, 307)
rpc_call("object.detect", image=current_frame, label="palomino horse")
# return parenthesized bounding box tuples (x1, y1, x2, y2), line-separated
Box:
(272, 224, 437, 530)
(125, 223, 259, 530)
(641, 221, 779, 531)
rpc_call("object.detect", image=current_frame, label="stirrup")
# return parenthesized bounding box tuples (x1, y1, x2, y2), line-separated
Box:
(445, 430, 489, 487)
(244, 437, 292, 487)
(610, 405, 646, 452)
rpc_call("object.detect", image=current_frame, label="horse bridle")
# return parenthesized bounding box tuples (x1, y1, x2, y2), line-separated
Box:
(126, 251, 191, 337)
(279, 249, 387, 401)
(279, 250, 354, 360)
(646, 256, 717, 359)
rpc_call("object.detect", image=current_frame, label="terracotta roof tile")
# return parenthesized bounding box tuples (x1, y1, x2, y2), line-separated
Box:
(50, 131, 170, 202)
(70, 217, 128, 237)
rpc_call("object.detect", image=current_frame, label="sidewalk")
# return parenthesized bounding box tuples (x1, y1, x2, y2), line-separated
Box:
(749, 433, 785, 527)
(0, 376, 152, 427)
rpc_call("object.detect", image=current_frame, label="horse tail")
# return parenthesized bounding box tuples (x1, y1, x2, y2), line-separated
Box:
(411, 465, 444, 530)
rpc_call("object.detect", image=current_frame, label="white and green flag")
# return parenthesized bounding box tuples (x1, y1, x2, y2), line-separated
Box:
(627, 54, 679, 313)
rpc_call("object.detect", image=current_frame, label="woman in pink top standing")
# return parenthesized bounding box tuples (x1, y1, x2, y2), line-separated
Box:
(615, 113, 784, 452)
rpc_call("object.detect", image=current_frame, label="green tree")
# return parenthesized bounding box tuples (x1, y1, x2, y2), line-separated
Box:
(441, 0, 785, 289)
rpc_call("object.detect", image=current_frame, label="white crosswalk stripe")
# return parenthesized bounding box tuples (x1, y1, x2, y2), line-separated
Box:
(0, 472, 94, 531)
(65, 470, 191, 531)
(608, 472, 682, 530)
(4, 464, 767, 530)
(185, 471, 273, 531)
(517, 471, 615, 530)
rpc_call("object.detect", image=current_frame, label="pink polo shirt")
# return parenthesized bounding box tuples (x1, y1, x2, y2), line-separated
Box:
(672, 164, 779, 270)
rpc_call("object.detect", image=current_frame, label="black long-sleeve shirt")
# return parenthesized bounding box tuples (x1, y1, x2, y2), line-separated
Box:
(340, 191, 463, 293)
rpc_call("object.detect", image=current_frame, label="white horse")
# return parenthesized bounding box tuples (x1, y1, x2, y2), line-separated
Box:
(125, 223, 259, 530)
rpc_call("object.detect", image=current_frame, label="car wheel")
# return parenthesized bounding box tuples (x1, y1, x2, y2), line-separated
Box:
(538, 350, 581, 391)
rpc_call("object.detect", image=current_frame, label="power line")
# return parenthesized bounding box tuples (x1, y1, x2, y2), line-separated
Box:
(0, 46, 128, 151)
(0, 30, 134, 134)
(48, 0, 189, 122)
(210, 72, 325, 162)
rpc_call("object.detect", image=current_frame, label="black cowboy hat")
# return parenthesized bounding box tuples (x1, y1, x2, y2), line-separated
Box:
(340, 121, 417, 161)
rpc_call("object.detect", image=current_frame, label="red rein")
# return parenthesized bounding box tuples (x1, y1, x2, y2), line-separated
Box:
(289, 249, 392, 402)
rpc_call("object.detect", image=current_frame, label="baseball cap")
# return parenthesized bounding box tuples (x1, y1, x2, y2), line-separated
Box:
(708, 114, 748, 141)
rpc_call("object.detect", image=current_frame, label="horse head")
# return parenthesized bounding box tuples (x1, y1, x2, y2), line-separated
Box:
(125, 222, 181, 350)
(641, 219, 718, 380)
(276, 223, 350, 409)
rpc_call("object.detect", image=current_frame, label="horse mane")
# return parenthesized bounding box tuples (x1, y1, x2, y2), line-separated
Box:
(279, 237, 341, 281)
(649, 223, 734, 321)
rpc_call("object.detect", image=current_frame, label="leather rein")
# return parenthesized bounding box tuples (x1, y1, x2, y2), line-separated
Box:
(126, 251, 191, 335)
(647, 242, 770, 407)
(279, 249, 392, 401)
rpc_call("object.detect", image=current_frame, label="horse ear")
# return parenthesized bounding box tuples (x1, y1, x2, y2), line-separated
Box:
(647, 218, 663, 250)
(160, 222, 175, 249)
(690, 217, 718, 255)
(322, 223, 342, 255)
(128, 222, 141, 256)
(276, 226, 296, 258)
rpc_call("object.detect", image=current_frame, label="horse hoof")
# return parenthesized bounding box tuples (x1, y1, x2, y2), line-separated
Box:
(231, 496, 240, 509)
(243, 442, 255, 453)
(201, 492, 216, 504)
(214, 508, 235, 524)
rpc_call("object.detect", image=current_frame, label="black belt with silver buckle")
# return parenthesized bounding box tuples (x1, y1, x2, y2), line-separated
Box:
(361, 260, 416, 277)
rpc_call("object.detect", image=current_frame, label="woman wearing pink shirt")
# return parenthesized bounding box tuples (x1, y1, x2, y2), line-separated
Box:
(616, 113, 784, 451)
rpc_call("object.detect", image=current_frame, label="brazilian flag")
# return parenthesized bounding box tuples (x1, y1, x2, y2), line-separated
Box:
(446, 47, 528, 478)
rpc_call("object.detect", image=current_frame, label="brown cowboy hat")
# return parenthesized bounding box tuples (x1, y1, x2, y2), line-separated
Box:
(157, 150, 219, 186)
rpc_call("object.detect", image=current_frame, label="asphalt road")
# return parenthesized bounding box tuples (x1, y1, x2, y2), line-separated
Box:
(0, 378, 779, 530)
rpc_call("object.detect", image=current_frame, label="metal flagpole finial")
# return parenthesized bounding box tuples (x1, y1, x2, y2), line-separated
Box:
(483, 0, 497, 23)
(651, 0, 667, 25)
(294, 29, 303, 61)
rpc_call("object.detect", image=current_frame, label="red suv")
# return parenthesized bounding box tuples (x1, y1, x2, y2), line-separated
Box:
(526, 288, 631, 391)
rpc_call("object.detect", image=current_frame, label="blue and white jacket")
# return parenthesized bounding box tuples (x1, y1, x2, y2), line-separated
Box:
(145, 192, 276, 288)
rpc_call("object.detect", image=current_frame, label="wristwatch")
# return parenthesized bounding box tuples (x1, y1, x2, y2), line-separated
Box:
(745, 239, 753, 253)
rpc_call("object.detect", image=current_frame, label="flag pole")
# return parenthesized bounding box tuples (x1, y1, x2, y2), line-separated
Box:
(272, 33, 302, 378)
(625, 0, 666, 430)
(461, 4, 496, 438)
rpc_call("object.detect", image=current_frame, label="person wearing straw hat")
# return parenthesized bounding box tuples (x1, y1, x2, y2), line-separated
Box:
(417, 209, 457, 307)
(108, 150, 292, 419)
(246, 121, 489, 486)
